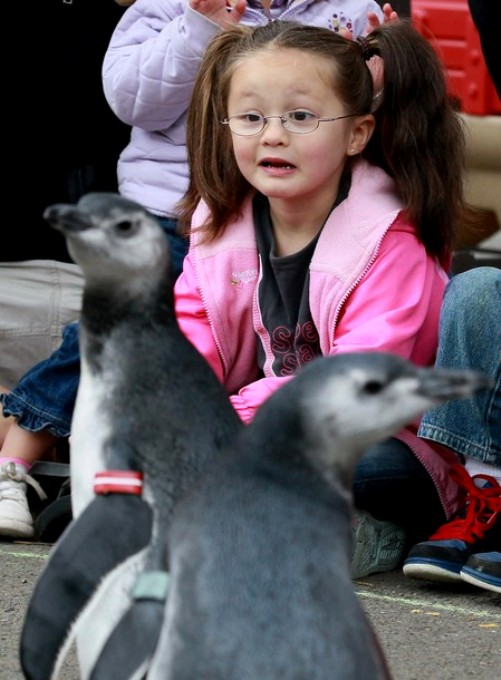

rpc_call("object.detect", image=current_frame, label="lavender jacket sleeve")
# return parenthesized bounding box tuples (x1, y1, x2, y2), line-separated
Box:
(102, 0, 220, 130)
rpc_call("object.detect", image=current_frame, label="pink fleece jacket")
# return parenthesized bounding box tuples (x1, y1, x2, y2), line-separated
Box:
(174, 159, 461, 518)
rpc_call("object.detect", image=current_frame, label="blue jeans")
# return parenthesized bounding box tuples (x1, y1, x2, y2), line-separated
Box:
(418, 267, 501, 465)
(0, 216, 187, 437)
(0, 322, 80, 437)
(156, 217, 189, 279)
(353, 438, 444, 543)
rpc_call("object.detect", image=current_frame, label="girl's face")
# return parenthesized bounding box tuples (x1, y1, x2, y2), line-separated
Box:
(226, 47, 372, 212)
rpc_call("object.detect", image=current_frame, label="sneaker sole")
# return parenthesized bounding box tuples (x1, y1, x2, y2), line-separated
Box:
(351, 513, 406, 578)
(460, 567, 501, 594)
(403, 560, 462, 583)
(0, 519, 35, 540)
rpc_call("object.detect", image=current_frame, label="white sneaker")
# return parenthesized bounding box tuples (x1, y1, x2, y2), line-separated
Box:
(0, 462, 47, 539)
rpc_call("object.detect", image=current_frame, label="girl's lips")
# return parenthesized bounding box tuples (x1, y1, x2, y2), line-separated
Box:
(259, 158, 295, 169)
(259, 158, 296, 176)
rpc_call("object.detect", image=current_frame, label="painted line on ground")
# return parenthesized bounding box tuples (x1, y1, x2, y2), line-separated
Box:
(0, 549, 49, 560)
(356, 589, 501, 619)
(2, 548, 498, 621)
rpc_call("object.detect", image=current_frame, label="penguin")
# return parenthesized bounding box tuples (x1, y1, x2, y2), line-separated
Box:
(19, 193, 242, 680)
(146, 352, 491, 680)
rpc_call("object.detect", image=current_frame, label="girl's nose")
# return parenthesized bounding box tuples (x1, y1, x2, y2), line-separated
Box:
(260, 117, 288, 144)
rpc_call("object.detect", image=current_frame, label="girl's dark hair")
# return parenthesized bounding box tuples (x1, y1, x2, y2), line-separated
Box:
(178, 19, 477, 261)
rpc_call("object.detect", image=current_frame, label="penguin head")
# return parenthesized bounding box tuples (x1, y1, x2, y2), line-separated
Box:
(279, 352, 491, 480)
(44, 193, 172, 291)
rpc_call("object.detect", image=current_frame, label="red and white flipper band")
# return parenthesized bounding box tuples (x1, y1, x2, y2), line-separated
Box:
(94, 470, 144, 496)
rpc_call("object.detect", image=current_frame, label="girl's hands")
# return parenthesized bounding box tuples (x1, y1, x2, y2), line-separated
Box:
(189, 0, 247, 28)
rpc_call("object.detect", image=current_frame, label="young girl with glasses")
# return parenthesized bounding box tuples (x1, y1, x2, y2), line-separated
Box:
(174, 18, 480, 576)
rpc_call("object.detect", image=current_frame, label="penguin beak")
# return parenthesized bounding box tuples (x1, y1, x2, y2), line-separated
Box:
(44, 204, 93, 233)
(415, 367, 492, 402)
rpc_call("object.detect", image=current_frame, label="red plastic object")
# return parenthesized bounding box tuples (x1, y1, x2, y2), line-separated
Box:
(411, 0, 501, 115)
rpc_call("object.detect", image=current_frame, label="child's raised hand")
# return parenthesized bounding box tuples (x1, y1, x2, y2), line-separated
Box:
(338, 4, 398, 99)
(189, 0, 247, 28)
(366, 3, 399, 32)
(340, 3, 399, 40)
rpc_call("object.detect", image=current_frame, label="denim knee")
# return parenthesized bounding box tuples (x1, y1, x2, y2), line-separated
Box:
(438, 267, 500, 364)
(353, 437, 444, 538)
(419, 267, 500, 464)
(0, 322, 80, 437)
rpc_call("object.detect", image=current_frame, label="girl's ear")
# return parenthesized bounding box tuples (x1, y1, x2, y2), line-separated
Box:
(347, 114, 375, 156)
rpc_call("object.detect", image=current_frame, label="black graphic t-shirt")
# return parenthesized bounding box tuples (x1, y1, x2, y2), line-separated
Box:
(253, 174, 350, 377)
(254, 194, 321, 377)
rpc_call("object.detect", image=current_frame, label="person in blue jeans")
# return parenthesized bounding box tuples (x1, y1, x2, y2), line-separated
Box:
(403, 267, 501, 594)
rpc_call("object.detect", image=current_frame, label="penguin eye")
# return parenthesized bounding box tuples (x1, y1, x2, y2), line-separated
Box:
(115, 219, 134, 233)
(362, 380, 384, 395)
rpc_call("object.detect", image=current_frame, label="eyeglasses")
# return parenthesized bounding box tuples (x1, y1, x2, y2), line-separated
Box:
(221, 111, 359, 136)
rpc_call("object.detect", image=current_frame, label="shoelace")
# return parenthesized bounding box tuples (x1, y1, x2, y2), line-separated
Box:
(0, 461, 48, 502)
(429, 463, 501, 544)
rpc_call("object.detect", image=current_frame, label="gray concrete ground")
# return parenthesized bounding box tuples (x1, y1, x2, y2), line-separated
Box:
(1, 539, 499, 680)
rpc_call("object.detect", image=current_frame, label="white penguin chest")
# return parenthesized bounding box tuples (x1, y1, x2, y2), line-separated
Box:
(70, 362, 114, 517)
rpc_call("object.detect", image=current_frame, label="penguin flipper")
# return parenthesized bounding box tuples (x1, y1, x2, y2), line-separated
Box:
(89, 570, 170, 680)
(56, 550, 148, 680)
(20, 494, 153, 680)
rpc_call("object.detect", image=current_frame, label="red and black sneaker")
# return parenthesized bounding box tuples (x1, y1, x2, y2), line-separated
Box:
(403, 463, 501, 583)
